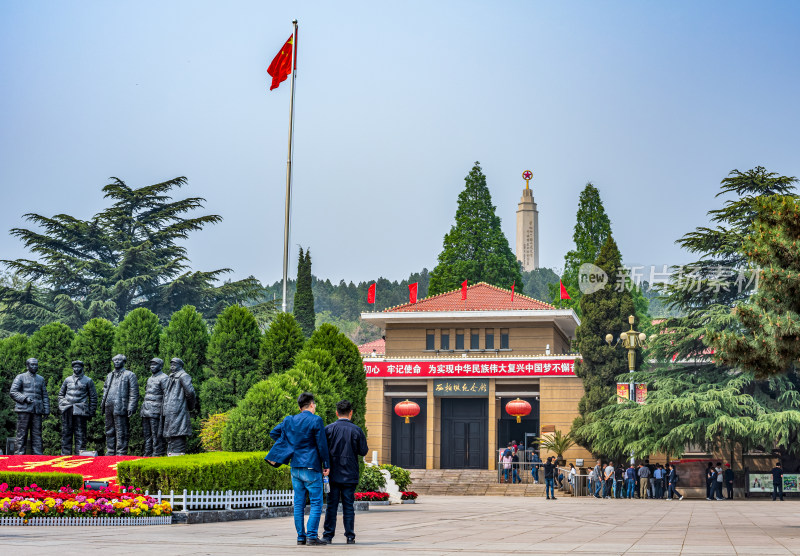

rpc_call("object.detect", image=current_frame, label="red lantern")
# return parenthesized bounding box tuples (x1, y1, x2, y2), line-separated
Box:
(394, 399, 421, 424)
(505, 398, 531, 423)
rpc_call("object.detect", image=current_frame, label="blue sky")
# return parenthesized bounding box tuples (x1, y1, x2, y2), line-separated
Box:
(1, 1, 799, 284)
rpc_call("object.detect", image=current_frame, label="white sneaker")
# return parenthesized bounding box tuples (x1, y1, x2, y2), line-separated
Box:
(679, 496, 684, 500)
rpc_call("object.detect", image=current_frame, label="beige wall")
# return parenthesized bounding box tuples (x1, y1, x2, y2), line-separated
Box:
(364, 379, 391, 465)
(538, 376, 592, 464)
(385, 322, 570, 358)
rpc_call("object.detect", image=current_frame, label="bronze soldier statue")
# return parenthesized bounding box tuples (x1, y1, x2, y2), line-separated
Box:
(102, 354, 139, 455)
(141, 358, 168, 457)
(58, 360, 98, 455)
(9, 358, 50, 455)
(161, 358, 196, 455)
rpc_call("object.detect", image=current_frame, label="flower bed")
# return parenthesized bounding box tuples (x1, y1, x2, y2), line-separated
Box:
(401, 491, 418, 500)
(0, 483, 171, 523)
(354, 492, 389, 502)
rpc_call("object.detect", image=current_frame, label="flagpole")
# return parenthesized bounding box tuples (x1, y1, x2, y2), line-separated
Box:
(281, 19, 299, 313)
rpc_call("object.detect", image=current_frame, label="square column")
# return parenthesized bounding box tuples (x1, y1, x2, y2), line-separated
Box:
(365, 379, 391, 464)
(487, 378, 496, 470)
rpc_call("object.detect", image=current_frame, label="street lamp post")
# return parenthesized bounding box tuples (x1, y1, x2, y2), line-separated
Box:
(605, 314, 647, 464)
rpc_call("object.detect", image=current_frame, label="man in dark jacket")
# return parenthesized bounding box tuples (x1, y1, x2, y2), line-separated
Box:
(102, 354, 139, 455)
(543, 456, 557, 500)
(771, 461, 784, 501)
(267, 392, 330, 546)
(160, 358, 195, 455)
(724, 463, 735, 499)
(9, 358, 50, 454)
(322, 400, 368, 545)
(58, 360, 97, 455)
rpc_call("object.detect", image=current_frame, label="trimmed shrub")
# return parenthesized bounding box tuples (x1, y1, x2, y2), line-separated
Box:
(199, 413, 229, 452)
(259, 312, 304, 376)
(380, 464, 412, 491)
(116, 451, 290, 492)
(357, 466, 385, 492)
(0, 471, 84, 491)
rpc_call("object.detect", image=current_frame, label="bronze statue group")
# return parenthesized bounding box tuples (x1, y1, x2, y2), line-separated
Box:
(9, 355, 195, 457)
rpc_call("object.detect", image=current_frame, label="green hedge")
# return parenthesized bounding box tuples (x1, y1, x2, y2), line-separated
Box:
(116, 452, 291, 492)
(0, 471, 84, 491)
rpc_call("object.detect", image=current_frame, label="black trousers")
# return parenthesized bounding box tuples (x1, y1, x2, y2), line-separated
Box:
(323, 482, 357, 541)
(165, 436, 187, 454)
(142, 417, 165, 457)
(773, 482, 784, 501)
(15, 412, 43, 455)
(60, 407, 88, 455)
(105, 406, 130, 455)
(726, 482, 734, 499)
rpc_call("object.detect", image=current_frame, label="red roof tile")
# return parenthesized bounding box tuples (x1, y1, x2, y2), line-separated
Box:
(358, 338, 385, 355)
(384, 282, 554, 313)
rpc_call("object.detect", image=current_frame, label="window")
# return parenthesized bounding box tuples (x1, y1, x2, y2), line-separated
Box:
(485, 329, 495, 350)
(500, 328, 509, 349)
(455, 329, 464, 350)
(426, 330, 435, 351)
(440, 331, 450, 350)
(470, 329, 480, 349)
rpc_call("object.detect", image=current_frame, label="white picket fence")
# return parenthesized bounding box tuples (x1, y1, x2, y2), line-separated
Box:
(0, 516, 172, 526)
(142, 489, 294, 511)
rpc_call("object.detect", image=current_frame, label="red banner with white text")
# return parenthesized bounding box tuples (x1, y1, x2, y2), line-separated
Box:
(364, 359, 577, 378)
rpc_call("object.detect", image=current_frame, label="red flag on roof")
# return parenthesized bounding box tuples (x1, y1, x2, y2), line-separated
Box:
(461, 280, 468, 300)
(511, 281, 515, 303)
(408, 282, 418, 304)
(267, 33, 296, 90)
(367, 283, 376, 304)
(560, 281, 571, 300)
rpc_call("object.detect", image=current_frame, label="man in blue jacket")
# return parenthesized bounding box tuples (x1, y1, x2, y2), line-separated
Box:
(267, 392, 330, 546)
(322, 400, 368, 545)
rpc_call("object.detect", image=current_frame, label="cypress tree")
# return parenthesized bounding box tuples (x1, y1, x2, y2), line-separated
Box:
(259, 311, 305, 376)
(160, 305, 209, 453)
(70, 318, 116, 454)
(429, 162, 522, 295)
(571, 236, 637, 452)
(29, 322, 75, 454)
(0, 334, 29, 445)
(294, 247, 316, 337)
(200, 305, 261, 415)
(113, 308, 161, 455)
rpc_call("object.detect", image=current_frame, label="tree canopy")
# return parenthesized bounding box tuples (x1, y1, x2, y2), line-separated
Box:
(429, 162, 522, 295)
(294, 247, 316, 338)
(0, 177, 260, 334)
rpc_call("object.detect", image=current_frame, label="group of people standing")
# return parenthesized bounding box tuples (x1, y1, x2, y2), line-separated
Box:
(704, 461, 736, 500)
(267, 393, 369, 546)
(587, 459, 684, 500)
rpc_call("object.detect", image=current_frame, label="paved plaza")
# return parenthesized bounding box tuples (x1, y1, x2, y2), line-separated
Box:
(2, 496, 800, 555)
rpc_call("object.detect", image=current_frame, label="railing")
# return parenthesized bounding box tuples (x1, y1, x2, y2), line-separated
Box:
(142, 489, 294, 511)
(497, 461, 545, 484)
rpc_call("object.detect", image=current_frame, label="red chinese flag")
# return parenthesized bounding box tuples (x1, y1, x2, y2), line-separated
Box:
(560, 281, 571, 300)
(408, 282, 418, 304)
(461, 280, 468, 300)
(267, 34, 296, 91)
(367, 283, 376, 304)
(511, 281, 515, 303)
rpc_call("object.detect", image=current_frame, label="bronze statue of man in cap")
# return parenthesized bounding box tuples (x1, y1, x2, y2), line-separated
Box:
(58, 360, 98, 455)
(9, 358, 50, 455)
(101, 354, 139, 455)
(141, 357, 168, 457)
(161, 358, 196, 455)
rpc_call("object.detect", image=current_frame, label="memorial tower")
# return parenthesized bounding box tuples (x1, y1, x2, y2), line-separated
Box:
(516, 170, 539, 271)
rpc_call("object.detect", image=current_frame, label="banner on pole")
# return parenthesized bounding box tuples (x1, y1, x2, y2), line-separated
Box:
(616, 383, 630, 403)
(635, 383, 648, 404)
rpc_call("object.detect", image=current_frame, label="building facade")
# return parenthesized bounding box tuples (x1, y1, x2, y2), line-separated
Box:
(360, 282, 592, 470)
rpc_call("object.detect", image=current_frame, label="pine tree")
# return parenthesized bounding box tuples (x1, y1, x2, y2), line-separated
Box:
(294, 247, 316, 337)
(69, 318, 116, 454)
(29, 322, 75, 454)
(0, 176, 260, 333)
(113, 307, 161, 455)
(712, 194, 800, 378)
(200, 305, 261, 415)
(429, 162, 522, 295)
(0, 334, 29, 445)
(555, 182, 613, 315)
(160, 305, 209, 453)
(570, 236, 637, 451)
(259, 312, 305, 376)
(305, 323, 367, 430)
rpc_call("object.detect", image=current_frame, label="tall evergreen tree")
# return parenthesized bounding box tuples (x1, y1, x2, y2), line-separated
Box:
(200, 305, 261, 416)
(570, 236, 637, 451)
(554, 182, 613, 315)
(259, 312, 305, 376)
(0, 177, 260, 333)
(429, 162, 522, 295)
(70, 318, 116, 454)
(28, 322, 75, 454)
(0, 334, 29, 445)
(294, 248, 316, 337)
(113, 307, 161, 455)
